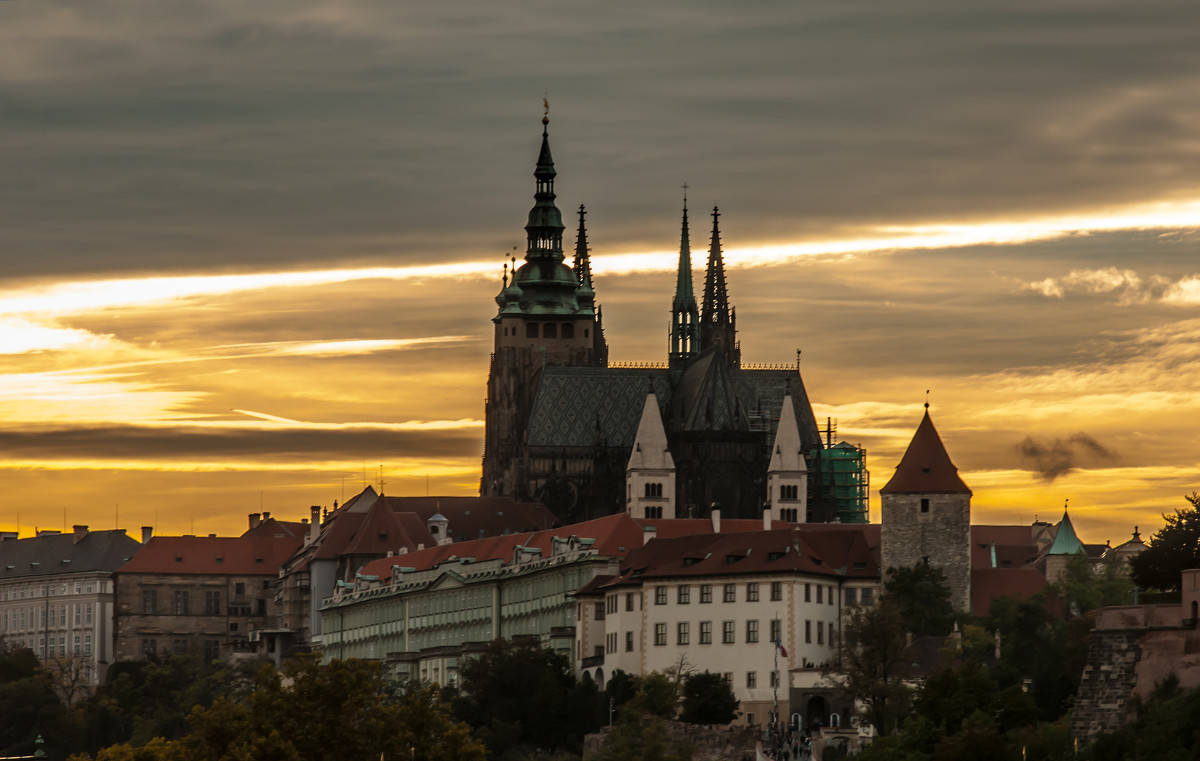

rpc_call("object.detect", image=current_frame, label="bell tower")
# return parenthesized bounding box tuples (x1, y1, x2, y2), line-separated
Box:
(482, 108, 607, 499)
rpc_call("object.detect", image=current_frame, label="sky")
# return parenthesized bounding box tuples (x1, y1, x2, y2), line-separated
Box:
(3, 0, 1200, 543)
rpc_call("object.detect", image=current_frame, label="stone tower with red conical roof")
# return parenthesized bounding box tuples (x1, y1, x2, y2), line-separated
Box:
(880, 405, 972, 612)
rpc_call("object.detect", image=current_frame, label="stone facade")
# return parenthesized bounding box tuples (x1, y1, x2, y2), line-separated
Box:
(880, 492, 972, 612)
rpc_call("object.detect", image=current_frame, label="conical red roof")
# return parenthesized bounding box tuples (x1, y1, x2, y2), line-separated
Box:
(880, 409, 971, 494)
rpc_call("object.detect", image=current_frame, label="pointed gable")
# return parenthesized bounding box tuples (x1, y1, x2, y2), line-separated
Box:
(880, 409, 971, 494)
(628, 391, 673, 471)
(768, 390, 806, 473)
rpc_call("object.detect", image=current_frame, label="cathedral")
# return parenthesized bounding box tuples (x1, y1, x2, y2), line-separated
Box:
(481, 114, 866, 525)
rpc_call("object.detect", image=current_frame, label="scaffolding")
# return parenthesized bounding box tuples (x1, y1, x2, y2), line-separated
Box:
(808, 419, 869, 524)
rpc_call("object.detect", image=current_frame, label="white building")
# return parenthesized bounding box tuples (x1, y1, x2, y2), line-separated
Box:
(574, 518, 881, 730)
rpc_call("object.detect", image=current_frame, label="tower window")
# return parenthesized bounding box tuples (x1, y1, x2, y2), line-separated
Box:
(526, 323, 538, 339)
(920, 498, 930, 513)
(562, 323, 574, 339)
(584, 329, 589, 338)
(543, 323, 557, 339)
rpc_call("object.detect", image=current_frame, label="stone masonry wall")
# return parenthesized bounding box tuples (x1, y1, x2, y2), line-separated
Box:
(1071, 630, 1142, 745)
(881, 493, 971, 613)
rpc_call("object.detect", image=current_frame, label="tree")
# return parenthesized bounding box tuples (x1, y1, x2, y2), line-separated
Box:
(1051, 552, 1134, 615)
(1130, 493, 1200, 592)
(679, 671, 738, 725)
(884, 563, 955, 637)
(592, 712, 692, 761)
(824, 597, 913, 735)
(453, 639, 589, 756)
(635, 672, 679, 719)
(0, 643, 66, 758)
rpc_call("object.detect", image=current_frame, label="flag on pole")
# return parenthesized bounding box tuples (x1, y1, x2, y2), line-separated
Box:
(774, 638, 788, 657)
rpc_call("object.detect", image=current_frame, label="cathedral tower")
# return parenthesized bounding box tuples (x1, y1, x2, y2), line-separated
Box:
(626, 390, 676, 520)
(482, 112, 607, 499)
(700, 207, 739, 368)
(669, 199, 700, 370)
(880, 405, 972, 613)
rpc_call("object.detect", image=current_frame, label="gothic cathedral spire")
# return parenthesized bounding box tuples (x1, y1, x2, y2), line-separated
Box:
(670, 197, 700, 368)
(574, 204, 595, 312)
(700, 206, 739, 367)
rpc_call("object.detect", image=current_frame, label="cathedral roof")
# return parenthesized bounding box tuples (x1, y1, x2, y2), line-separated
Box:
(880, 408, 971, 494)
(628, 391, 674, 471)
(673, 349, 747, 431)
(525, 363, 823, 452)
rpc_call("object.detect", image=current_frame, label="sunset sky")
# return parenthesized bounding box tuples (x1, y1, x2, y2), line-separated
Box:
(3, 0, 1200, 543)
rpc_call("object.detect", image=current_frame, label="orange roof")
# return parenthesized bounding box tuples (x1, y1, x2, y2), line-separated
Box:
(118, 519, 304, 575)
(971, 568, 1047, 616)
(880, 409, 971, 494)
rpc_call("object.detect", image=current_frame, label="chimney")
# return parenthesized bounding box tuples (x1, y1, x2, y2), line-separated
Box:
(248, 513, 262, 530)
(643, 525, 657, 546)
(141, 526, 153, 544)
(710, 505, 721, 535)
(763, 505, 773, 531)
(309, 506, 321, 544)
(73, 525, 89, 543)
(262, 511, 271, 521)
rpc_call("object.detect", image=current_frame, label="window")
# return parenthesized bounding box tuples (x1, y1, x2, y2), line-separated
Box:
(770, 619, 782, 643)
(747, 713, 756, 726)
(723, 584, 736, 603)
(677, 622, 690, 645)
(206, 590, 221, 615)
(173, 638, 189, 655)
(781, 484, 798, 500)
(816, 585, 823, 604)
(141, 638, 157, 657)
(84, 635, 92, 656)
(595, 602, 605, 621)
(257, 599, 267, 616)
(655, 586, 667, 605)
(805, 583, 811, 602)
(654, 623, 667, 646)
(606, 633, 617, 654)
(746, 619, 759, 643)
(722, 620, 735, 644)
(845, 588, 857, 605)
(677, 585, 690, 604)
(626, 593, 636, 612)
(173, 591, 189, 615)
(85, 604, 93, 624)
(700, 621, 712, 644)
(771, 581, 783, 601)
(74, 605, 81, 624)
(625, 632, 634, 652)
(770, 670, 781, 688)
(920, 498, 930, 513)
(829, 586, 835, 605)
(49, 607, 55, 626)
(644, 482, 663, 498)
(723, 672, 733, 684)
(747, 582, 760, 602)
(861, 588, 875, 605)
(747, 671, 757, 688)
(805, 620, 812, 644)
(817, 621, 824, 645)
(235, 582, 245, 596)
(204, 640, 220, 662)
(700, 585, 712, 604)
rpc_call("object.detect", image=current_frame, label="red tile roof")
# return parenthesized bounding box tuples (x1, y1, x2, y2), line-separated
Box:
(118, 519, 304, 575)
(880, 410, 971, 494)
(971, 568, 1047, 616)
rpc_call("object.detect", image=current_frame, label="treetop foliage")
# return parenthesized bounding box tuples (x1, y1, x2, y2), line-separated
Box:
(1129, 492, 1200, 592)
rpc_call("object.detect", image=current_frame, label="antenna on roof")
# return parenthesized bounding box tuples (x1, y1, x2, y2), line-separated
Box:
(1064, 498, 1069, 514)
(924, 389, 930, 410)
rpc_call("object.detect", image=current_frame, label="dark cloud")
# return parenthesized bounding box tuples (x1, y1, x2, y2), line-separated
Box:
(1016, 433, 1118, 482)
(3, 1, 1200, 277)
(0, 425, 481, 462)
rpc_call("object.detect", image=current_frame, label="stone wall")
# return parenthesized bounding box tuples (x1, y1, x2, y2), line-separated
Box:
(880, 492, 971, 612)
(1071, 630, 1142, 744)
(583, 719, 760, 761)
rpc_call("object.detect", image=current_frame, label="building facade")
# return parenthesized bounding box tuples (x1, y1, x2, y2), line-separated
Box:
(0, 526, 141, 695)
(114, 517, 304, 663)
